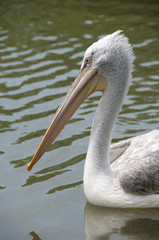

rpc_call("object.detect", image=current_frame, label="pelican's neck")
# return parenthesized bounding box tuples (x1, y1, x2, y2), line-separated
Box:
(84, 75, 128, 177)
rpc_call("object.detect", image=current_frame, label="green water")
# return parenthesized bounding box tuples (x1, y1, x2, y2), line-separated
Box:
(0, 0, 159, 239)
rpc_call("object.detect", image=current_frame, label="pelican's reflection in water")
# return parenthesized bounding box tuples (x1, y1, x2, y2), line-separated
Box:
(85, 203, 159, 240)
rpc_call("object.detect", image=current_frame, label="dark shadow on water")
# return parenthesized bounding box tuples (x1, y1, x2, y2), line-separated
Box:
(10, 132, 87, 169)
(22, 153, 86, 187)
(47, 180, 83, 194)
(22, 169, 71, 187)
(10, 155, 32, 168)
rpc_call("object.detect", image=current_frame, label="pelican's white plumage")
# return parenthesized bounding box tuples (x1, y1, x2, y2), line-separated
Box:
(28, 31, 159, 208)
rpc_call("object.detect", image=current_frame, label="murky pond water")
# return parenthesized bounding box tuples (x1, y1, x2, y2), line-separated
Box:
(1, 0, 159, 239)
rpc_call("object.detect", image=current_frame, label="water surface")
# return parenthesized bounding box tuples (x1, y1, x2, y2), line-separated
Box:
(0, 0, 159, 239)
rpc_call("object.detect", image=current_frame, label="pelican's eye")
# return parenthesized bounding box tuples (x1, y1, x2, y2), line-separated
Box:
(85, 58, 91, 64)
(83, 57, 92, 69)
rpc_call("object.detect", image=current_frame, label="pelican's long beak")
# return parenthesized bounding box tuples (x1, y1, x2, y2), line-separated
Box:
(27, 67, 107, 171)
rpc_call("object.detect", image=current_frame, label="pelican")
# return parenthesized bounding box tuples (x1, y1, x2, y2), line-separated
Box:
(27, 31, 159, 208)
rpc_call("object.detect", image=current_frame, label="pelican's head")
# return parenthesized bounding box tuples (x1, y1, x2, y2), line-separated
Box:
(27, 30, 134, 171)
(82, 30, 134, 86)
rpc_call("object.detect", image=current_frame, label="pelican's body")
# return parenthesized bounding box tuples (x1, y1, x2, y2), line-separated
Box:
(84, 130, 159, 208)
(27, 31, 159, 208)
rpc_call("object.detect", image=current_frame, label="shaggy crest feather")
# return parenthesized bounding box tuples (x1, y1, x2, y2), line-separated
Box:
(84, 30, 134, 69)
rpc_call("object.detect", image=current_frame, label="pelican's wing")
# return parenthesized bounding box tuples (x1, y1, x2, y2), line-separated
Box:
(119, 150, 159, 195)
(110, 130, 159, 195)
(109, 137, 133, 164)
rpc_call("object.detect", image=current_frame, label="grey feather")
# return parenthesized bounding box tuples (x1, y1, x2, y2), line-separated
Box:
(109, 130, 159, 195)
(119, 151, 159, 195)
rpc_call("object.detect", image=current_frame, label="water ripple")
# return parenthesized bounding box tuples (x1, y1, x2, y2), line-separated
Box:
(2, 49, 33, 60)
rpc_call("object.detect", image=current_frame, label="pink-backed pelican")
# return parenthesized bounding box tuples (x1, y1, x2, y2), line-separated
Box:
(27, 31, 159, 208)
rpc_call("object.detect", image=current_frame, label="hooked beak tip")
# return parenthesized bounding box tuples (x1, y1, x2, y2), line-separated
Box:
(27, 163, 32, 172)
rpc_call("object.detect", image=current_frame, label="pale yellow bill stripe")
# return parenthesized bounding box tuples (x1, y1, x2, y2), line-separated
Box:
(27, 67, 106, 171)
